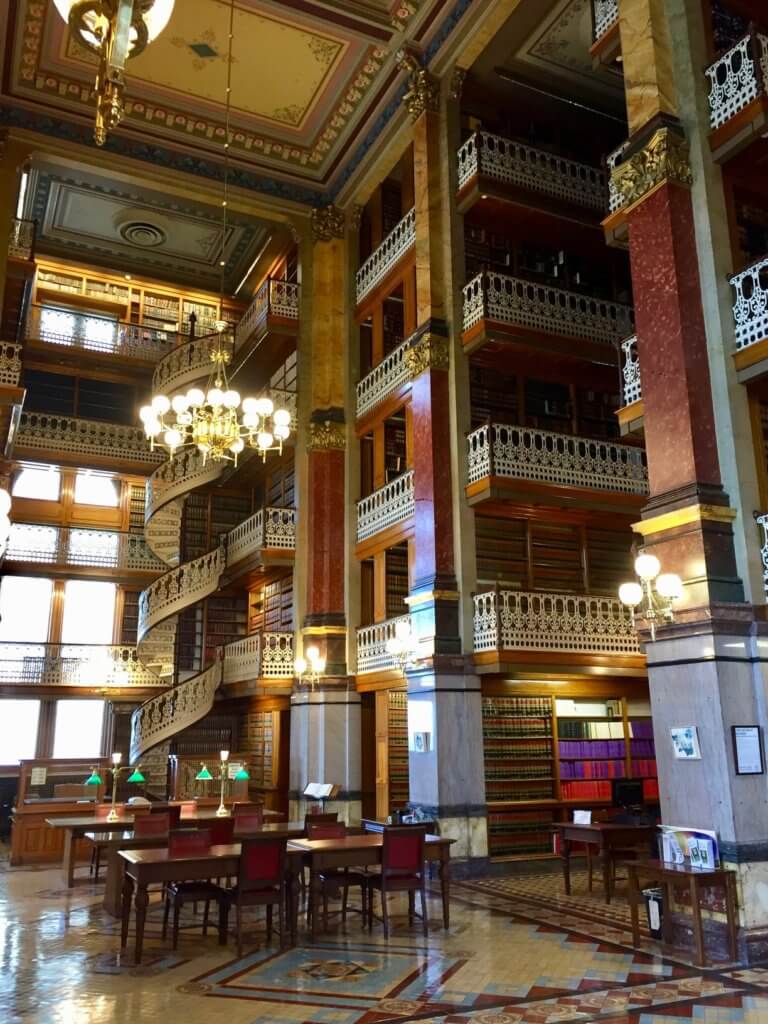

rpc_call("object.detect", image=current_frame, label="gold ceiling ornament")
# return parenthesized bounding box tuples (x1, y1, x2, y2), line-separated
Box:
(307, 418, 346, 451)
(611, 126, 693, 209)
(52, 1, 175, 146)
(310, 205, 345, 243)
(395, 49, 440, 121)
(405, 333, 450, 377)
(139, 328, 291, 466)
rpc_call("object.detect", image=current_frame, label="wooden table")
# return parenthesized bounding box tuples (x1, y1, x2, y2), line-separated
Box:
(625, 859, 738, 967)
(120, 843, 304, 963)
(48, 807, 282, 887)
(289, 833, 454, 939)
(95, 821, 316, 917)
(555, 822, 658, 903)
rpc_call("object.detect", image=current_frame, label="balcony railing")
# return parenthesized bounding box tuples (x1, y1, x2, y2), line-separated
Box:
(606, 141, 629, 215)
(26, 305, 176, 361)
(16, 413, 165, 465)
(466, 423, 648, 495)
(356, 338, 411, 419)
(473, 589, 640, 656)
(593, 0, 619, 41)
(731, 256, 768, 351)
(457, 132, 606, 211)
(235, 278, 300, 349)
(0, 341, 21, 386)
(706, 28, 768, 131)
(757, 513, 768, 596)
(138, 545, 225, 639)
(0, 642, 162, 687)
(356, 470, 415, 542)
(9, 217, 35, 261)
(227, 507, 297, 565)
(356, 208, 416, 305)
(6, 523, 165, 572)
(462, 271, 634, 345)
(356, 615, 412, 674)
(221, 632, 293, 682)
(621, 336, 641, 405)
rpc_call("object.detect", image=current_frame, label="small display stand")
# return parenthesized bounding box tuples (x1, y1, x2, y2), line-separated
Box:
(303, 782, 340, 813)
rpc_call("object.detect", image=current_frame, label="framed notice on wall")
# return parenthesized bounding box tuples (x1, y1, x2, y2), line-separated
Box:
(732, 726, 764, 775)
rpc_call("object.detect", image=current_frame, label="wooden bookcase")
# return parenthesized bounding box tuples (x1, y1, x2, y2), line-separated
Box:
(388, 691, 409, 812)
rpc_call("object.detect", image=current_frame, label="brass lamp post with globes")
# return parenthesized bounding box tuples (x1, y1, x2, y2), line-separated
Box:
(619, 552, 684, 642)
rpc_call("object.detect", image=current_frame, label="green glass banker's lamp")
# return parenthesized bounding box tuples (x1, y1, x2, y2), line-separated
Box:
(86, 753, 145, 822)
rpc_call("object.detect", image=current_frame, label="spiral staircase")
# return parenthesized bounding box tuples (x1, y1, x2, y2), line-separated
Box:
(128, 334, 233, 772)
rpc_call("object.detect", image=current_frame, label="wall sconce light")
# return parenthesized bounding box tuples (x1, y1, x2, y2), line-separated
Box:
(295, 645, 326, 689)
(619, 552, 683, 641)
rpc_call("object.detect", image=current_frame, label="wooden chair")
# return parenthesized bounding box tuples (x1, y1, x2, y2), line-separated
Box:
(161, 829, 226, 949)
(367, 826, 428, 939)
(225, 837, 289, 956)
(134, 812, 170, 838)
(306, 821, 367, 931)
(234, 809, 264, 835)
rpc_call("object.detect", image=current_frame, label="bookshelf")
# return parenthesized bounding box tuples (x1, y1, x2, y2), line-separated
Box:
(210, 493, 251, 545)
(386, 544, 409, 619)
(384, 416, 407, 481)
(176, 604, 204, 675)
(181, 494, 209, 562)
(128, 484, 146, 535)
(248, 576, 293, 634)
(481, 690, 659, 860)
(204, 595, 248, 663)
(120, 589, 140, 645)
(388, 691, 409, 811)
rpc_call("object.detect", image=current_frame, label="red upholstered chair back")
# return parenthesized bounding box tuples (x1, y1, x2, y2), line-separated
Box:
(168, 828, 211, 858)
(234, 810, 264, 834)
(382, 826, 426, 876)
(134, 812, 170, 838)
(239, 837, 287, 891)
(209, 816, 236, 846)
(306, 821, 347, 840)
(233, 802, 264, 816)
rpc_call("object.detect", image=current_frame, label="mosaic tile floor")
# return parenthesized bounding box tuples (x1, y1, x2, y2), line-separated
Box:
(0, 861, 765, 1024)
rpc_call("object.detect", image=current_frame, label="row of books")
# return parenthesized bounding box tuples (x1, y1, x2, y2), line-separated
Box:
(558, 720, 625, 739)
(482, 697, 552, 717)
(560, 780, 612, 800)
(483, 721, 552, 739)
(559, 760, 625, 779)
(629, 739, 655, 757)
(642, 778, 660, 800)
(629, 719, 654, 739)
(484, 765, 552, 780)
(486, 783, 554, 801)
(484, 743, 552, 760)
(558, 739, 625, 758)
(631, 759, 657, 778)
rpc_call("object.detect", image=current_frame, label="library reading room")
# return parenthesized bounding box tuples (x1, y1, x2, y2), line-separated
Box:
(2, 0, 768, 1021)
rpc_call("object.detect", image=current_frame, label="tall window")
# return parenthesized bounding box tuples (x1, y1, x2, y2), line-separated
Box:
(73, 470, 119, 507)
(12, 463, 60, 501)
(61, 580, 116, 645)
(0, 699, 40, 763)
(52, 699, 105, 758)
(0, 576, 53, 643)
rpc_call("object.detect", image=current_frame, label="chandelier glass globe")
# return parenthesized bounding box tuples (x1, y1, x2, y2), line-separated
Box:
(53, 1, 175, 54)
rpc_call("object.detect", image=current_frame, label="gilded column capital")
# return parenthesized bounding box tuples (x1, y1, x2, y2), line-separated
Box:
(405, 332, 450, 377)
(395, 48, 439, 121)
(307, 418, 346, 451)
(612, 126, 692, 209)
(310, 205, 345, 243)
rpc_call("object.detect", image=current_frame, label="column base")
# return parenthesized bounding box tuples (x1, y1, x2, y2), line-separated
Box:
(289, 794, 362, 826)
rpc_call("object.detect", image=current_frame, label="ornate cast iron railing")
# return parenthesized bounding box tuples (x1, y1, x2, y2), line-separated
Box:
(706, 28, 768, 131)
(356, 615, 412, 674)
(235, 278, 300, 349)
(730, 256, 768, 351)
(621, 335, 641, 405)
(473, 589, 640, 655)
(151, 331, 221, 395)
(137, 545, 226, 641)
(356, 208, 416, 305)
(17, 413, 165, 465)
(9, 217, 35, 260)
(356, 337, 411, 419)
(457, 131, 606, 210)
(6, 523, 165, 572)
(466, 423, 648, 495)
(26, 304, 175, 361)
(260, 632, 294, 678)
(462, 270, 634, 344)
(0, 342, 22, 386)
(227, 507, 297, 565)
(606, 141, 630, 215)
(0, 642, 163, 687)
(130, 660, 222, 763)
(356, 470, 415, 542)
(593, 0, 619, 41)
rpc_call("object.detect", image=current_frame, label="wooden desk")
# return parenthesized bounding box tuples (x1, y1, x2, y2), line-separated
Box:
(289, 833, 454, 940)
(95, 821, 316, 917)
(120, 844, 304, 963)
(555, 822, 657, 903)
(48, 807, 282, 887)
(625, 859, 738, 967)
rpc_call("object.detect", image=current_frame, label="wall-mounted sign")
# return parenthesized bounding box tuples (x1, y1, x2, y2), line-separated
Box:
(733, 726, 764, 775)
(670, 726, 701, 760)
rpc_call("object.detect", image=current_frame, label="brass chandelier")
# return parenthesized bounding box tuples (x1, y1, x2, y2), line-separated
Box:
(53, 1, 175, 146)
(139, 328, 291, 466)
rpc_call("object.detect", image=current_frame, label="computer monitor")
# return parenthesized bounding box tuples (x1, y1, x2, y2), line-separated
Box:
(612, 778, 644, 809)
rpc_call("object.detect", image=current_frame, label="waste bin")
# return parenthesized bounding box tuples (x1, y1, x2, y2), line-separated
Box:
(643, 886, 664, 938)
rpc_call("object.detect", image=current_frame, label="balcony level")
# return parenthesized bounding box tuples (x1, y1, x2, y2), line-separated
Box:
(473, 589, 644, 676)
(602, 141, 630, 248)
(4, 523, 165, 582)
(355, 208, 415, 315)
(221, 632, 294, 693)
(590, 0, 620, 69)
(466, 422, 648, 510)
(731, 256, 768, 381)
(234, 278, 299, 370)
(462, 270, 633, 363)
(24, 304, 174, 371)
(356, 614, 412, 679)
(706, 27, 768, 161)
(355, 335, 411, 423)
(616, 335, 644, 436)
(356, 470, 414, 550)
(14, 412, 164, 474)
(224, 506, 296, 582)
(456, 132, 606, 222)
(0, 642, 165, 692)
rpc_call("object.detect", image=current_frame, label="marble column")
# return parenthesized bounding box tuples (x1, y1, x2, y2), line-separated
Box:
(289, 206, 361, 820)
(614, 0, 768, 958)
(0, 134, 32, 330)
(396, 56, 487, 862)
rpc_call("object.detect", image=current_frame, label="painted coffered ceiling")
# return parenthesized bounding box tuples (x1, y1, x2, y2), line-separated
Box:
(24, 159, 272, 291)
(1, 0, 480, 200)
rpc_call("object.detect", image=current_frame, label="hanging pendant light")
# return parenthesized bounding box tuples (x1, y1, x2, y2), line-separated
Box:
(52, 1, 176, 145)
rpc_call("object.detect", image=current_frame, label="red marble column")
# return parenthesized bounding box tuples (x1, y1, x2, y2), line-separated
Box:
(305, 441, 345, 624)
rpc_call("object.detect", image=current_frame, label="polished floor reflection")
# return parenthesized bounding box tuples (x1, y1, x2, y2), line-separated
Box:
(1, 860, 767, 1024)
